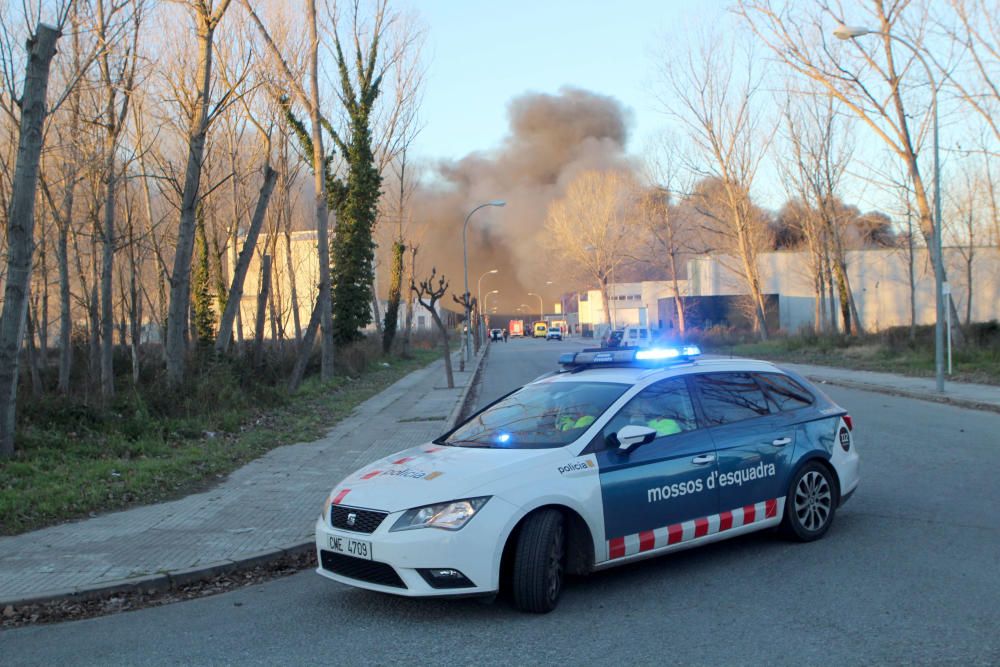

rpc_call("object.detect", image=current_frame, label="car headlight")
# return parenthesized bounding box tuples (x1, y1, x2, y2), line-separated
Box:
(390, 497, 490, 532)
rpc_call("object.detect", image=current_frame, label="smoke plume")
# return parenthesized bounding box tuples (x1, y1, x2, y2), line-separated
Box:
(410, 87, 633, 315)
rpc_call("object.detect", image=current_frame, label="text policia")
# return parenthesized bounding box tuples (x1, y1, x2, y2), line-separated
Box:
(647, 461, 777, 503)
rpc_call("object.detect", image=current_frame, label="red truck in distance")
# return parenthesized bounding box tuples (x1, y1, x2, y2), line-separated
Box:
(508, 320, 525, 338)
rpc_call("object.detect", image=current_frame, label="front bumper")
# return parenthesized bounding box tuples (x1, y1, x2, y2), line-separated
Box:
(314, 497, 516, 597)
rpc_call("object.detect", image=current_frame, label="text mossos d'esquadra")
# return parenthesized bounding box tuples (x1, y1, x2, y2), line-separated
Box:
(647, 461, 777, 503)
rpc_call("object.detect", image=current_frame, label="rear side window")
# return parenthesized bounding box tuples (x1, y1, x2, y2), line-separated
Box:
(693, 372, 771, 425)
(600, 377, 698, 446)
(754, 372, 814, 411)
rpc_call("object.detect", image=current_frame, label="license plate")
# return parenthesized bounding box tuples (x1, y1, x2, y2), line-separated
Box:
(328, 534, 372, 560)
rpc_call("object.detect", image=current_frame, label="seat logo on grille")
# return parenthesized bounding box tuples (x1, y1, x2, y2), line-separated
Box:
(346, 512, 357, 527)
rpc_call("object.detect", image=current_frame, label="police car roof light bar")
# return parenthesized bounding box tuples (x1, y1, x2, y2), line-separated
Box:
(558, 345, 701, 371)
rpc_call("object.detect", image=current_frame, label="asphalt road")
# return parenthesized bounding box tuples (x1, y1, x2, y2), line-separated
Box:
(4, 337, 999, 666)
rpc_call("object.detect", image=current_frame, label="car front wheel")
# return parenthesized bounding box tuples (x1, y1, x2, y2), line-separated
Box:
(511, 509, 565, 613)
(782, 461, 837, 542)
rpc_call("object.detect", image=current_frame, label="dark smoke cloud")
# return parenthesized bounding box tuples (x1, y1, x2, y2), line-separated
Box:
(409, 87, 634, 315)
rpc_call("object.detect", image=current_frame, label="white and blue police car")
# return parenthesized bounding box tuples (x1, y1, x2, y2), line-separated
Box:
(315, 346, 859, 613)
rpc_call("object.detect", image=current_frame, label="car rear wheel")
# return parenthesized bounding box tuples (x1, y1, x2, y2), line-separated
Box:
(782, 461, 837, 542)
(511, 509, 565, 613)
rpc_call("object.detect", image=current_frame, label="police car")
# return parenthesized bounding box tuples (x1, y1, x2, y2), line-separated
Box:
(315, 346, 859, 613)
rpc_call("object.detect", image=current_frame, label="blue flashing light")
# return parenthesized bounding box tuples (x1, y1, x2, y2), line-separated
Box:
(634, 345, 702, 361)
(497, 433, 512, 444)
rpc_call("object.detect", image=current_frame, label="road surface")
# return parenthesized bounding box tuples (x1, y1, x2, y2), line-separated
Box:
(4, 337, 998, 666)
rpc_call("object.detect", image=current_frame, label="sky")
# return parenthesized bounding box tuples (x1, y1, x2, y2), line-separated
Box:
(389, 0, 980, 219)
(398, 0, 730, 167)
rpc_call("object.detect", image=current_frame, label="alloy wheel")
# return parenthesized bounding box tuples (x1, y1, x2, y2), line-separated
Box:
(794, 470, 832, 532)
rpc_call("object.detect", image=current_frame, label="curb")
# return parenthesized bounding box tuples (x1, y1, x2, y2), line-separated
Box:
(1, 349, 492, 613)
(1, 543, 315, 610)
(445, 343, 490, 429)
(798, 374, 1000, 415)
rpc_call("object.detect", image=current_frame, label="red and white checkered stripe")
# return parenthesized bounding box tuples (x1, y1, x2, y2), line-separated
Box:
(607, 497, 784, 561)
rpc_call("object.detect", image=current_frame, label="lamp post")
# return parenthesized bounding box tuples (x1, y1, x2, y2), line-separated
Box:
(527, 292, 544, 321)
(477, 269, 498, 345)
(462, 201, 505, 362)
(833, 24, 944, 392)
(483, 289, 499, 330)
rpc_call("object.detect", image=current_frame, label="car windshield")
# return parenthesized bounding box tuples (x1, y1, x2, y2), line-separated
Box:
(443, 381, 628, 449)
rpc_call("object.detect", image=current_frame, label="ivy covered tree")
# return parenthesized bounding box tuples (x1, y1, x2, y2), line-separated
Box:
(192, 207, 216, 345)
(382, 239, 405, 352)
(330, 54, 383, 344)
(277, 2, 388, 346)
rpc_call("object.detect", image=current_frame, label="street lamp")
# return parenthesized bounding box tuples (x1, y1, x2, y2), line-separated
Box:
(834, 24, 945, 392)
(477, 269, 499, 318)
(477, 269, 499, 345)
(483, 289, 499, 328)
(462, 201, 505, 362)
(527, 292, 544, 320)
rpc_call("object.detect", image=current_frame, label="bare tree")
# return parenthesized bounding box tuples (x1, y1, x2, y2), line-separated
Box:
(163, 0, 235, 387)
(640, 136, 698, 335)
(544, 169, 640, 329)
(94, 0, 144, 397)
(412, 266, 453, 389)
(0, 17, 65, 457)
(241, 0, 335, 382)
(214, 162, 277, 353)
(659, 36, 775, 338)
(938, 0, 1000, 148)
(946, 161, 989, 325)
(780, 92, 863, 334)
(739, 0, 965, 343)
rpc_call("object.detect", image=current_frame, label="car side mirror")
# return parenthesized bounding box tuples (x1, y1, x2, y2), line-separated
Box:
(615, 425, 657, 453)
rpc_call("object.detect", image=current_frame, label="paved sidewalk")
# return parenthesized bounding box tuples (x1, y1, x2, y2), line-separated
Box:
(0, 348, 485, 607)
(776, 362, 1000, 413)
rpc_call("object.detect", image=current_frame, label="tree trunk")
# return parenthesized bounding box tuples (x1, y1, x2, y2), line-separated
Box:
(0, 23, 61, 457)
(288, 299, 322, 392)
(371, 284, 383, 336)
(599, 275, 613, 330)
(307, 0, 334, 380)
(89, 282, 100, 383)
(57, 210, 73, 393)
(429, 309, 454, 389)
(965, 249, 973, 327)
(667, 249, 685, 336)
(737, 237, 768, 340)
(131, 260, 141, 385)
(38, 235, 49, 369)
(25, 301, 43, 398)
(906, 156, 965, 346)
(284, 227, 301, 342)
(215, 165, 277, 354)
(254, 255, 272, 367)
(824, 249, 838, 334)
(100, 151, 117, 398)
(165, 22, 217, 386)
(402, 246, 418, 358)
(905, 209, 917, 341)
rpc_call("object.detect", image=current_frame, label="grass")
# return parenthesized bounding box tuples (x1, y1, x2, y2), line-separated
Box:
(694, 321, 1000, 385)
(0, 343, 440, 536)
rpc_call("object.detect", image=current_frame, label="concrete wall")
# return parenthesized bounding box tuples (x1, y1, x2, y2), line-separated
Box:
(687, 247, 1000, 332)
(579, 280, 690, 330)
(228, 231, 440, 340)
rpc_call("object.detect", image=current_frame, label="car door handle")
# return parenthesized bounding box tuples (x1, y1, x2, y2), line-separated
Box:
(771, 437, 792, 447)
(691, 453, 716, 465)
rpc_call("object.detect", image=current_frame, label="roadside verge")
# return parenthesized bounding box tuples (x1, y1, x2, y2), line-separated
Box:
(0, 346, 491, 615)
